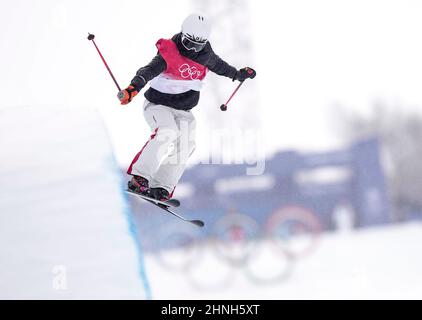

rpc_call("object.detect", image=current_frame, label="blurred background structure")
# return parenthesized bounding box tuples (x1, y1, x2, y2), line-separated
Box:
(1, 0, 422, 299)
(337, 101, 422, 223)
(128, 136, 397, 298)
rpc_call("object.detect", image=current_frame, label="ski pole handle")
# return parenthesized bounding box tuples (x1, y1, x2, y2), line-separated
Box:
(220, 80, 245, 111)
(87, 33, 121, 91)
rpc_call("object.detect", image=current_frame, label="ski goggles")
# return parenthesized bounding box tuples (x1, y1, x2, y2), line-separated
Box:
(181, 34, 207, 53)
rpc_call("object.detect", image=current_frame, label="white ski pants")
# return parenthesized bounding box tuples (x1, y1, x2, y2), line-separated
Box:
(127, 100, 196, 193)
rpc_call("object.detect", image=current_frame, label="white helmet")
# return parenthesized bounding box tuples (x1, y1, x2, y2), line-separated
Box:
(181, 14, 211, 52)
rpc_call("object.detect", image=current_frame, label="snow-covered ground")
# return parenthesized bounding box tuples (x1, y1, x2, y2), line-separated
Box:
(1, 106, 420, 300)
(144, 221, 422, 299)
(0, 106, 149, 299)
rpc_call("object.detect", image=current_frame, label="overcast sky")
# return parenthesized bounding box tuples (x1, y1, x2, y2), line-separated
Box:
(2, 0, 422, 167)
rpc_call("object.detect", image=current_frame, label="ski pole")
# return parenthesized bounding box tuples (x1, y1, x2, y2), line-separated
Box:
(87, 33, 121, 91)
(220, 81, 245, 111)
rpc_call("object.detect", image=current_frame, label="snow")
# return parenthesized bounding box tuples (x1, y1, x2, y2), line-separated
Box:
(0, 106, 149, 299)
(0, 106, 420, 300)
(143, 221, 422, 299)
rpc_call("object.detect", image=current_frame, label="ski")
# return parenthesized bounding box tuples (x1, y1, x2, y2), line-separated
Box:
(125, 189, 180, 207)
(125, 189, 204, 227)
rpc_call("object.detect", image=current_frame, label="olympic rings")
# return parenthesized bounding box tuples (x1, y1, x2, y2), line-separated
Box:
(178, 63, 202, 80)
(142, 204, 322, 291)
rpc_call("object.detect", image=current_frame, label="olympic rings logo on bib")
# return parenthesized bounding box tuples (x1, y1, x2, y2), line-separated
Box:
(179, 63, 202, 80)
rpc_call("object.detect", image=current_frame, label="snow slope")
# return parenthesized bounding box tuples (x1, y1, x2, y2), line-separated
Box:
(144, 221, 422, 299)
(0, 106, 149, 299)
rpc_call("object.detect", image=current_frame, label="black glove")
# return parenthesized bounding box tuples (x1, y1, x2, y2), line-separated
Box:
(233, 67, 256, 82)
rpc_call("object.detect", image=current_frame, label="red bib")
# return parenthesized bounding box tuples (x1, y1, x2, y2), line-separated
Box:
(156, 39, 208, 81)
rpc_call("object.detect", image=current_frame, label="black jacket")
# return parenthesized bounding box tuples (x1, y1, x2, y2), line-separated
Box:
(130, 33, 237, 111)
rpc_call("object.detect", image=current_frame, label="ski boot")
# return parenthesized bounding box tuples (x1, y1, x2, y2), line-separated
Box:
(128, 175, 150, 196)
(149, 187, 170, 202)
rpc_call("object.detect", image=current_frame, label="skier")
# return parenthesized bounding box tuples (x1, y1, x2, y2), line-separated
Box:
(118, 14, 256, 201)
